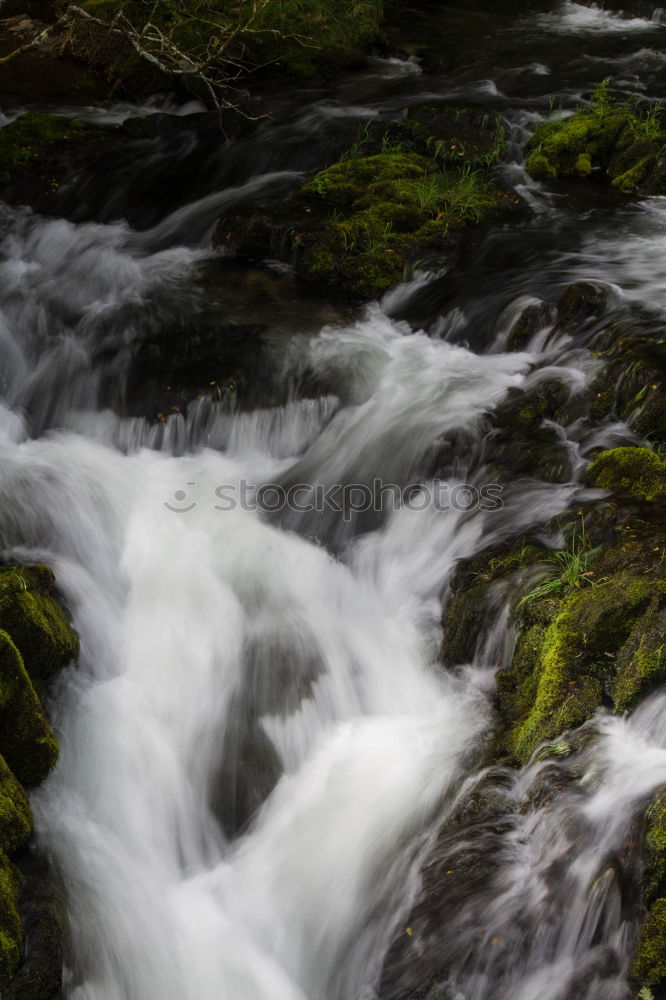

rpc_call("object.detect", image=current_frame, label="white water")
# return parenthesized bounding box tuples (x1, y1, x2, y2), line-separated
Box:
(534, 1, 663, 32)
(0, 188, 600, 999)
(2, 13, 666, 991)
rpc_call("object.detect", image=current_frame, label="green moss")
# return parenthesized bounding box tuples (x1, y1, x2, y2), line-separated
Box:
(0, 567, 78, 994)
(0, 566, 79, 694)
(0, 754, 32, 857)
(643, 795, 666, 904)
(632, 796, 666, 991)
(301, 152, 435, 203)
(244, 0, 385, 76)
(0, 113, 87, 184)
(505, 575, 658, 762)
(551, 674, 602, 733)
(614, 623, 666, 714)
(525, 96, 666, 194)
(575, 152, 592, 175)
(525, 151, 557, 180)
(613, 154, 654, 192)
(0, 757, 32, 990)
(0, 850, 23, 988)
(586, 447, 666, 501)
(299, 151, 508, 296)
(633, 898, 666, 984)
(0, 630, 59, 787)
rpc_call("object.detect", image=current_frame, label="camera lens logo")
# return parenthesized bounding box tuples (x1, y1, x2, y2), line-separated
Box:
(164, 482, 198, 513)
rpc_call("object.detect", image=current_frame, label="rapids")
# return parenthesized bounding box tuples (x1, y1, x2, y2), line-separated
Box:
(1, 2, 666, 998)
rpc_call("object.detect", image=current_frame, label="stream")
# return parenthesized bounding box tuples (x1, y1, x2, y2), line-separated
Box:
(1, 2, 666, 998)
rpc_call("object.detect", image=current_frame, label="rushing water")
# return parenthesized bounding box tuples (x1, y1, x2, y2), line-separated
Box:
(1, 2, 666, 999)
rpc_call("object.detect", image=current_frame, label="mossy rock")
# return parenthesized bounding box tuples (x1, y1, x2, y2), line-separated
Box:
(0, 112, 92, 188)
(501, 573, 666, 763)
(632, 796, 666, 993)
(586, 447, 666, 502)
(614, 607, 666, 713)
(217, 134, 521, 300)
(0, 758, 33, 993)
(0, 566, 79, 695)
(2, 851, 65, 1000)
(643, 794, 666, 905)
(301, 152, 436, 204)
(0, 630, 59, 788)
(0, 850, 23, 988)
(298, 151, 515, 297)
(505, 300, 554, 352)
(0, 564, 78, 787)
(442, 579, 491, 667)
(633, 898, 666, 985)
(76, 0, 384, 83)
(556, 282, 608, 330)
(0, 567, 78, 996)
(588, 332, 666, 445)
(0, 755, 32, 857)
(441, 542, 550, 668)
(526, 102, 666, 195)
(485, 377, 573, 484)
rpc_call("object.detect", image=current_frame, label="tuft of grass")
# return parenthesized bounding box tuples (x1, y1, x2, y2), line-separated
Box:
(518, 517, 601, 609)
(339, 121, 374, 164)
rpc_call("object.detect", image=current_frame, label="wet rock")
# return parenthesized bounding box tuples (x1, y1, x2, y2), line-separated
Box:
(377, 777, 515, 1000)
(556, 281, 609, 330)
(0, 109, 255, 228)
(505, 300, 553, 351)
(0, 567, 77, 995)
(4, 850, 64, 1000)
(589, 332, 666, 446)
(487, 381, 573, 484)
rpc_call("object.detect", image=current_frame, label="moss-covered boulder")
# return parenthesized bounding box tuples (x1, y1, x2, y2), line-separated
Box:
(0, 566, 78, 787)
(215, 108, 521, 300)
(0, 849, 24, 988)
(0, 112, 95, 192)
(0, 755, 33, 858)
(526, 90, 666, 195)
(586, 447, 666, 502)
(500, 574, 666, 762)
(633, 899, 666, 986)
(297, 151, 514, 297)
(0, 567, 80, 696)
(0, 755, 32, 990)
(0, 565, 78, 994)
(442, 499, 666, 766)
(0, 630, 60, 789)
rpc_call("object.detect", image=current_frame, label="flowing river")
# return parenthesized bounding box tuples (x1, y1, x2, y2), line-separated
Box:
(1, 2, 666, 998)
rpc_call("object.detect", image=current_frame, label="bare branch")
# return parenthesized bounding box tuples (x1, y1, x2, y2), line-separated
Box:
(0, 0, 318, 114)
